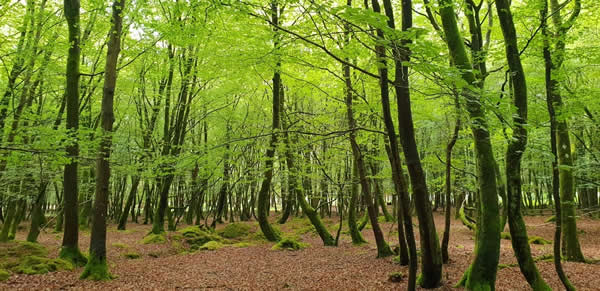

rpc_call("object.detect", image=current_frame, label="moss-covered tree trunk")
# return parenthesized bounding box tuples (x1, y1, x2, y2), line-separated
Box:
(543, 0, 585, 263)
(348, 121, 392, 257)
(81, 0, 123, 280)
(0, 200, 16, 241)
(8, 199, 26, 240)
(257, 1, 283, 242)
(278, 86, 295, 225)
(285, 134, 335, 246)
(349, 160, 367, 244)
(117, 175, 140, 230)
(442, 113, 459, 264)
(541, 2, 577, 289)
(494, 160, 508, 231)
(60, 0, 87, 266)
(152, 175, 174, 234)
(556, 121, 584, 261)
(378, 0, 439, 287)
(496, 1, 551, 289)
(339, 3, 367, 245)
(27, 182, 48, 243)
(437, 0, 501, 289)
(278, 157, 293, 224)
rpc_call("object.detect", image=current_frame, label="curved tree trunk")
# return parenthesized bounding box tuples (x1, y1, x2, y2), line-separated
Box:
(437, 0, 501, 288)
(545, 0, 585, 263)
(27, 181, 48, 243)
(348, 160, 367, 244)
(257, 1, 282, 242)
(541, 1, 577, 289)
(442, 113, 459, 264)
(118, 176, 140, 230)
(496, 1, 551, 289)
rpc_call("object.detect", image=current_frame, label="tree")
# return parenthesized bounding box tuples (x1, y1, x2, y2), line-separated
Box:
(495, 0, 550, 289)
(80, 0, 124, 280)
(59, 0, 87, 266)
(441, 105, 459, 264)
(437, 0, 501, 288)
(542, 0, 585, 263)
(256, 1, 283, 242)
(379, 0, 442, 286)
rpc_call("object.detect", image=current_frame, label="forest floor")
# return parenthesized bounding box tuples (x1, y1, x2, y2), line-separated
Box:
(1, 211, 599, 290)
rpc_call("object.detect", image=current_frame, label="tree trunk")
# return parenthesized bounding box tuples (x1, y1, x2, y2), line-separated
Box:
(0, 200, 16, 242)
(496, 1, 551, 289)
(81, 0, 123, 280)
(118, 175, 140, 230)
(27, 181, 48, 243)
(437, 0, 500, 288)
(285, 132, 335, 246)
(541, 2, 576, 289)
(60, 0, 87, 267)
(546, 0, 585, 263)
(379, 0, 438, 287)
(442, 113, 459, 264)
(348, 159, 366, 244)
(257, 1, 283, 242)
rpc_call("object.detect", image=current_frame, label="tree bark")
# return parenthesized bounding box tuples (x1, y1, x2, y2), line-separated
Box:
(541, 1, 576, 289)
(81, 0, 124, 280)
(257, 1, 283, 242)
(437, 0, 501, 289)
(442, 113, 459, 264)
(117, 176, 141, 230)
(60, 0, 87, 266)
(496, 1, 551, 289)
(544, 0, 585, 263)
(380, 0, 438, 287)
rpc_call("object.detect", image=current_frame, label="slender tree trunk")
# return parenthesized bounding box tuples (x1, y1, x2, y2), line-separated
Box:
(285, 131, 335, 246)
(0, 200, 16, 241)
(60, 0, 87, 266)
(348, 159, 366, 244)
(118, 176, 140, 230)
(437, 0, 501, 288)
(27, 181, 48, 242)
(541, 2, 576, 289)
(256, 1, 283, 242)
(8, 199, 26, 240)
(442, 114, 459, 263)
(496, 1, 551, 289)
(495, 160, 508, 230)
(213, 124, 231, 227)
(545, 0, 585, 263)
(380, 0, 436, 287)
(81, 0, 123, 280)
(369, 161, 393, 221)
(278, 91, 294, 225)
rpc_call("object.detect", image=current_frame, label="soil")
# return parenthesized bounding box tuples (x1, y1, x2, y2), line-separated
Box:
(1, 212, 599, 290)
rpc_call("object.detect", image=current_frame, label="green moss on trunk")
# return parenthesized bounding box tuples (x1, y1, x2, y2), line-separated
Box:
(348, 162, 367, 245)
(58, 246, 87, 267)
(437, 0, 501, 288)
(80, 252, 113, 281)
